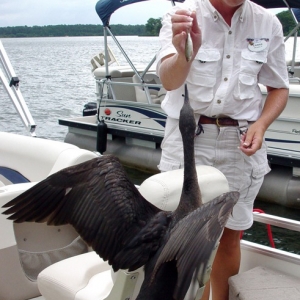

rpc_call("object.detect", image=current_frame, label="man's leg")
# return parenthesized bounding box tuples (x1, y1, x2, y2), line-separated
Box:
(200, 228, 241, 300)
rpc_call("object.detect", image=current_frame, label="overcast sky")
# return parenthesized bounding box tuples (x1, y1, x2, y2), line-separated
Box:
(0, 0, 285, 27)
(0, 0, 173, 27)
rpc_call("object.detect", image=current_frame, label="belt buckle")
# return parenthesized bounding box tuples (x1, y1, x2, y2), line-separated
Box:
(216, 118, 223, 127)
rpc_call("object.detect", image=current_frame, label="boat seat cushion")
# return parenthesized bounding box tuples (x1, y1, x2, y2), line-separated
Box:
(229, 266, 300, 300)
(93, 65, 156, 79)
(0, 132, 98, 183)
(139, 165, 229, 209)
(132, 73, 165, 104)
(38, 252, 113, 300)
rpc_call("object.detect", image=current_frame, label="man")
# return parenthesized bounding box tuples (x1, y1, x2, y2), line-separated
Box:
(156, 0, 289, 299)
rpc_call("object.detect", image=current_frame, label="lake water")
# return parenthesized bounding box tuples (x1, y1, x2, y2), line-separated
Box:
(1, 36, 300, 253)
(0, 36, 161, 140)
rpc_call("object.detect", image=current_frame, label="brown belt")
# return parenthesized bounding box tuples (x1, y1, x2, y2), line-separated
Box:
(199, 115, 239, 127)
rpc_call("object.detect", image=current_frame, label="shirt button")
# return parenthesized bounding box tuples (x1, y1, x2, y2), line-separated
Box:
(229, 31, 232, 34)
(217, 100, 221, 104)
(224, 77, 228, 81)
(226, 55, 231, 59)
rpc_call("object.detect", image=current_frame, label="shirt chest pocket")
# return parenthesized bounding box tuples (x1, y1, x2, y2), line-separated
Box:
(186, 49, 220, 102)
(186, 48, 221, 102)
(240, 49, 267, 75)
(234, 49, 267, 100)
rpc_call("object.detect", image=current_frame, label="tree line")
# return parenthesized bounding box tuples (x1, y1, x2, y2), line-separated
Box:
(276, 10, 299, 36)
(0, 24, 147, 38)
(0, 11, 297, 38)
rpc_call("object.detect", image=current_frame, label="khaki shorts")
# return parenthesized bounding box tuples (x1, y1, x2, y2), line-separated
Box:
(158, 116, 271, 231)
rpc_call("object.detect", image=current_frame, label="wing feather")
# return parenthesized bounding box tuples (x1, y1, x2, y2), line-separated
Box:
(152, 191, 239, 300)
(2, 155, 161, 270)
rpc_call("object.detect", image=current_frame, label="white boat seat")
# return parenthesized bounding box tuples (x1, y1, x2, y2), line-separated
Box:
(38, 252, 113, 300)
(132, 73, 166, 104)
(37, 165, 230, 300)
(0, 132, 98, 300)
(93, 65, 156, 79)
(0, 132, 98, 182)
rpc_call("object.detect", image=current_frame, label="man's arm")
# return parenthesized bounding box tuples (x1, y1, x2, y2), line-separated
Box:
(240, 87, 289, 156)
(158, 10, 201, 91)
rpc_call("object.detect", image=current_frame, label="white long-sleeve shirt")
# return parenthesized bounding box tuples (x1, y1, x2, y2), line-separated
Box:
(156, 0, 289, 120)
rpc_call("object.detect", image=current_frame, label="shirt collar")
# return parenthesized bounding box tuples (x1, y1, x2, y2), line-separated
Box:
(238, 0, 248, 23)
(205, 0, 248, 23)
(204, 0, 219, 22)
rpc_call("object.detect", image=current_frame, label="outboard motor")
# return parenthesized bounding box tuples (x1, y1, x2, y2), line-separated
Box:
(83, 102, 97, 116)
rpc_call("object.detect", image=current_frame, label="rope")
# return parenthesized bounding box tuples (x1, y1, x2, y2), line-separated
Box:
(240, 208, 275, 248)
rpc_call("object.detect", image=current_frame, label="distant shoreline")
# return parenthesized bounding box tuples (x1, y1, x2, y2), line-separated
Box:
(0, 24, 153, 38)
(0, 11, 296, 38)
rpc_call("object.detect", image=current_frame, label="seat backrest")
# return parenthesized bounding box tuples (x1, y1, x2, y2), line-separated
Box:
(0, 132, 98, 182)
(132, 73, 163, 104)
(0, 132, 98, 300)
(139, 165, 229, 209)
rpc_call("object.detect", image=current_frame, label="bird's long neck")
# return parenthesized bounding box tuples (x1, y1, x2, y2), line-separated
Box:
(175, 85, 202, 219)
(180, 130, 202, 213)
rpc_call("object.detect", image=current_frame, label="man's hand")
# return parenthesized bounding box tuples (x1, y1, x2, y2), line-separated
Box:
(239, 122, 265, 156)
(239, 87, 288, 156)
(171, 9, 202, 62)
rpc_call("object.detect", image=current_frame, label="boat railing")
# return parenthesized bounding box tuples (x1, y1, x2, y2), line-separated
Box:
(285, 8, 300, 82)
(241, 209, 300, 250)
(0, 40, 37, 136)
(240, 210, 300, 279)
(100, 27, 159, 91)
(253, 211, 300, 232)
(96, 74, 164, 104)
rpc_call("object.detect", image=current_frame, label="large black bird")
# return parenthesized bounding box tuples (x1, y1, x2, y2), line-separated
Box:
(3, 84, 238, 300)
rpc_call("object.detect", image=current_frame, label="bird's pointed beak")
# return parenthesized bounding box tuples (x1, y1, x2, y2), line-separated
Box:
(184, 84, 189, 103)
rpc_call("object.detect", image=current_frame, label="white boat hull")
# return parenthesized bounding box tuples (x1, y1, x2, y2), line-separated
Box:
(60, 83, 300, 207)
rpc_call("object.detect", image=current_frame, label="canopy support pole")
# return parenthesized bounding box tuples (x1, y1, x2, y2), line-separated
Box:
(0, 40, 36, 136)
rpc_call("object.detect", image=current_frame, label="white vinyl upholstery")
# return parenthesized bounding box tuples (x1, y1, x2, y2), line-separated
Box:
(0, 132, 98, 300)
(0, 132, 98, 182)
(139, 165, 229, 208)
(37, 165, 229, 300)
(132, 73, 166, 104)
(38, 252, 112, 300)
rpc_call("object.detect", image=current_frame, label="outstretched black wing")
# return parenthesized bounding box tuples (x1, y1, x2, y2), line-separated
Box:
(2, 155, 162, 271)
(152, 191, 239, 300)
